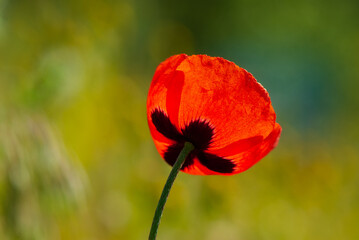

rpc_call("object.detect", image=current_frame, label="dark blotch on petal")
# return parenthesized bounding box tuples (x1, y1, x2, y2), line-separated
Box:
(197, 152, 235, 173)
(164, 143, 195, 170)
(151, 108, 183, 141)
(181, 119, 213, 150)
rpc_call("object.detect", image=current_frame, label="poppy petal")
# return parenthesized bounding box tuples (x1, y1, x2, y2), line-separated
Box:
(148, 123, 174, 145)
(147, 54, 187, 129)
(165, 70, 185, 127)
(208, 135, 264, 157)
(173, 55, 276, 149)
(228, 123, 282, 174)
(152, 54, 187, 84)
(151, 108, 183, 141)
(197, 151, 236, 174)
(255, 122, 282, 160)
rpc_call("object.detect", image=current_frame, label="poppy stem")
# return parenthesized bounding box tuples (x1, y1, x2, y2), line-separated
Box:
(148, 142, 194, 240)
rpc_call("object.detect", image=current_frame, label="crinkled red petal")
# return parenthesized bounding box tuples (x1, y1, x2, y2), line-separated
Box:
(147, 54, 281, 175)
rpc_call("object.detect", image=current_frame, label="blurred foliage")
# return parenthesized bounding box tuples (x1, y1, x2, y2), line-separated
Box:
(0, 112, 86, 240)
(0, 0, 359, 239)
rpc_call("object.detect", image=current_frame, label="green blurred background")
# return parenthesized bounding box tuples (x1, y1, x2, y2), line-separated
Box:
(1, 0, 359, 239)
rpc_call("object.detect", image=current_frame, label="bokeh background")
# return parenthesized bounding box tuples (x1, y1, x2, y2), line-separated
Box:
(1, 0, 359, 239)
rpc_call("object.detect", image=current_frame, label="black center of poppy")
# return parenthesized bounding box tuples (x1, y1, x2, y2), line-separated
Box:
(151, 108, 235, 173)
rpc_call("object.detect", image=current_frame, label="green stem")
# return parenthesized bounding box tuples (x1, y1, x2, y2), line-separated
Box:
(148, 142, 194, 240)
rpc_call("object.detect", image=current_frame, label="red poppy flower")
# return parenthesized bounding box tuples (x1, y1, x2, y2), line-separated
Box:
(147, 54, 281, 176)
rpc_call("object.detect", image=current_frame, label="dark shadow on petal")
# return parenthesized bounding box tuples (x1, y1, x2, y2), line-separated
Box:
(164, 143, 195, 170)
(181, 119, 213, 150)
(197, 152, 235, 173)
(151, 108, 183, 141)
